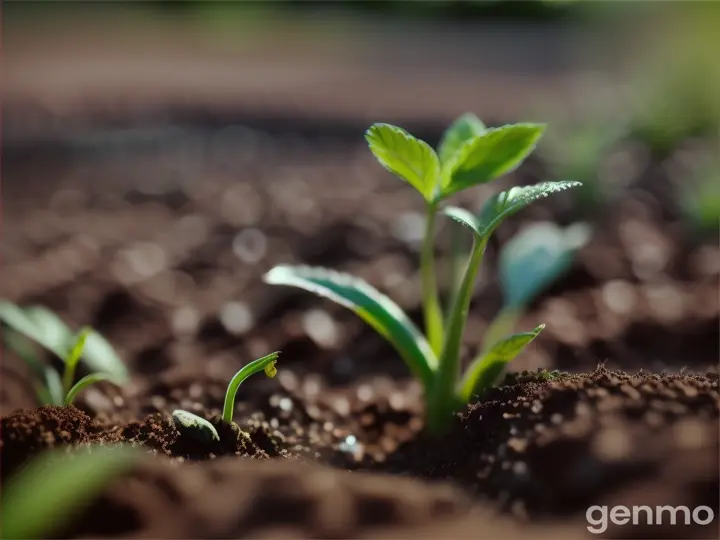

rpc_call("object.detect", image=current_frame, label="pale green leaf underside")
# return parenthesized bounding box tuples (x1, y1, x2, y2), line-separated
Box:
(437, 113, 486, 165)
(0, 302, 70, 359)
(476, 180, 582, 237)
(441, 206, 483, 237)
(500, 222, 591, 309)
(458, 324, 545, 402)
(264, 265, 437, 388)
(441, 123, 546, 199)
(82, 330, 129, 382)
(1, 446, 138, 539)
(44, 367, 65, 406)
(365, 123, 441, 201)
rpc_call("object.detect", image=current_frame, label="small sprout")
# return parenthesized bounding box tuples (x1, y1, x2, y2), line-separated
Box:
(172, 351, 280, 444)
(0, 301, 128, 407)
(265, 113, 584, 434)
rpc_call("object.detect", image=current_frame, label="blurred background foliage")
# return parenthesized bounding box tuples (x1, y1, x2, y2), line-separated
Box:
(5, 1, 719, 233)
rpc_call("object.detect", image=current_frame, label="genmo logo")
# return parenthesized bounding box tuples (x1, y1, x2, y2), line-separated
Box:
(586, 505, 715, 534)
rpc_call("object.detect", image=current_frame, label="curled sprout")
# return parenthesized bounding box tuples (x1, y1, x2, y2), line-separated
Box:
(172, 351, 280, 444)
(223, 351, 281, 423)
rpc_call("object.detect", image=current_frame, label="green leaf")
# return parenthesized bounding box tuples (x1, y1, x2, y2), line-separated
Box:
(43, 367, 65, 406)
(458, 324, 545, 402)
(62, 327, 92, 394)
(0, 301, 129, 384)
(264, 265, 437, 389)
(441, 206, 484, 237)
(63, 373, 121, 406)
(81, 329, 129, 383)
(0, 445, 138, 539)
(5, 327, 64, 405)
(437, 113, 486, 165)
(0, 303, 72, 359)
(475, 180, 582, 238)
(500, 222, 591, 309)
(172, 410, 220, 443)
(441, 123, 546, 199)
(365, 123, 441, 201)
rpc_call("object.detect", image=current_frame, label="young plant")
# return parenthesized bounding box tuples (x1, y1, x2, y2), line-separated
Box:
(0, 301, 128, 406)
(264, 113, 583, 434)
(172, 351, 280, 443)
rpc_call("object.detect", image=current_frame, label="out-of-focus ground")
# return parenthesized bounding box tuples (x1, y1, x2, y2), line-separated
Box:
(0, 2, 673, 139)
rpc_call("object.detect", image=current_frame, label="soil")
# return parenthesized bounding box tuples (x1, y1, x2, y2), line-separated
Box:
(1, 116, 719, 538)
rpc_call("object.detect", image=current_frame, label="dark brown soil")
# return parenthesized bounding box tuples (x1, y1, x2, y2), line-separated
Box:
(2, 368, 718, 538)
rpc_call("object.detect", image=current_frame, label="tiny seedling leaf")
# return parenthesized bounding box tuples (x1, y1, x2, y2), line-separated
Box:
(475, 180, 582, 238)
(0, 445, 138, 539)
(365, 123, 441, 201)
(63, 373, 121, 406)
(172, 410, 220, 443)
(264, 265, 437, 389)
(441, 123, 546, 199)
(437, 113, 486, 165)
(441, 206, 484, 237)
(500, 222, 591, 309)
(458, 324, 545, 402)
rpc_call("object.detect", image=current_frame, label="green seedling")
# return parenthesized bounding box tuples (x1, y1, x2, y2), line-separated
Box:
(172, 351, 279, 443)
(1, 445, 138, 539)
(0, 301, 128, 406)
(265, 113, 583, 434)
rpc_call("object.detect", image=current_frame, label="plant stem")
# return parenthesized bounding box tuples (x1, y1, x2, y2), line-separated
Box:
(445, 225, 467, 323)
(223, 352, 279, 423)
(426, 236, 487, 434)
(421, 203, 444, 356)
